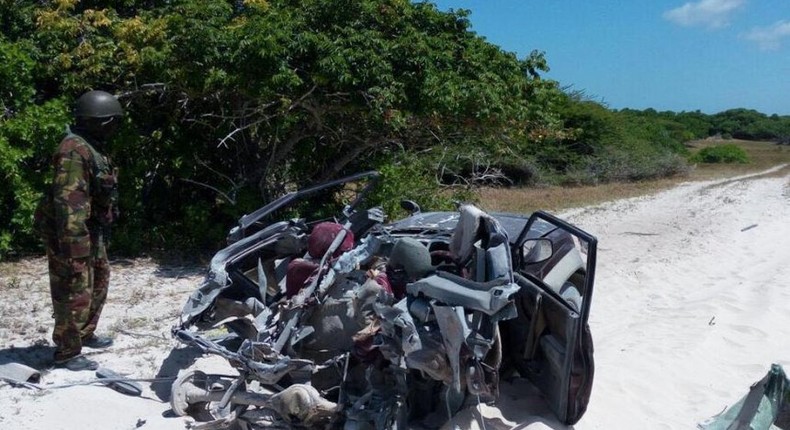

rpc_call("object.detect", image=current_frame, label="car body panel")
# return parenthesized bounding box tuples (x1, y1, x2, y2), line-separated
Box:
(510, 210, 597, 424)
(174, 172, 597, 428)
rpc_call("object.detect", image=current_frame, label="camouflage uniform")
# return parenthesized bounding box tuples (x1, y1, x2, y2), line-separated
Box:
(34, 129, 119, 362)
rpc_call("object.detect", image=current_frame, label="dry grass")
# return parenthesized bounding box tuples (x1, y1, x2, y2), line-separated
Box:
(685, 139, 790, 179)
(478, 139, 790, 213)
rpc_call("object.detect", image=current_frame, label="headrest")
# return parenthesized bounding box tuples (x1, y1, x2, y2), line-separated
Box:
(285, 258, 320, 298)
(388, 237, 432, 280)
(307, 222, 354, 258)
(450, 204, 487, 263)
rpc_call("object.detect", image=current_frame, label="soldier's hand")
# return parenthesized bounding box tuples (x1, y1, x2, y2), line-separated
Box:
(69, 257, 89, 273)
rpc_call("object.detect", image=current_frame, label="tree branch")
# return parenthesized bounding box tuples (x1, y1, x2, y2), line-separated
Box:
(179, 178, 236, 205)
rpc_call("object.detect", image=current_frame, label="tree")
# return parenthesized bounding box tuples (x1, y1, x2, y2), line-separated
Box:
(1, 0, 561, 255)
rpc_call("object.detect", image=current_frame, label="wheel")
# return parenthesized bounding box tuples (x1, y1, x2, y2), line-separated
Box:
(170, 370, 247, 421)
(171, 370, 213, 420)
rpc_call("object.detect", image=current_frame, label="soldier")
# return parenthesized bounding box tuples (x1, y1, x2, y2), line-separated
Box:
(33, 90, 124, 371)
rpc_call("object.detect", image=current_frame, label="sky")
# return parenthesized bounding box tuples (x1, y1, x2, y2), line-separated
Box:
(430, 0, 790, 115)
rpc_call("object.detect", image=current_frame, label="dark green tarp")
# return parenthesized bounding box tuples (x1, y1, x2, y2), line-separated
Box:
(699, 364, 790, 430)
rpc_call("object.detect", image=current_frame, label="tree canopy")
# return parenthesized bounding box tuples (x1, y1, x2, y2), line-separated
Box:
(2, 0, 788, 257)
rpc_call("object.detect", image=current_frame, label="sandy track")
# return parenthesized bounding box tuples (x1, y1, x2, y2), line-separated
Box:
(569, 165, 790, 430)
(450, 165, 790, 430)
(1, 166, 789, 430)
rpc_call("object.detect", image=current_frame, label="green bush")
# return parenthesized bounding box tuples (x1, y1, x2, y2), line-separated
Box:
(3, 0, 784, 260)
(690, 144, 749, 164)
(0, 99, 70, 258)
(369, 152, 474, 218)
(562, 148, 689, 185)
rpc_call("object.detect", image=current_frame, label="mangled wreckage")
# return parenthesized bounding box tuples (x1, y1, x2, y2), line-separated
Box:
(172, 171, 597, 429)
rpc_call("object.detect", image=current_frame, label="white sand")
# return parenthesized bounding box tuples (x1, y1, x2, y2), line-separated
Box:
(571, 165, 790, 430)
(2, 166, 789, 430)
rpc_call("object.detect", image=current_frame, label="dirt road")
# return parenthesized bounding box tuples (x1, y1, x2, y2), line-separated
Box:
(452, 165, 790, 429)
(569, 165, 790, 429)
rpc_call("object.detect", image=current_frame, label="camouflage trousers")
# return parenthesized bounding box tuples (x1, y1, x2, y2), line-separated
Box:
(46, 233, 109, 362)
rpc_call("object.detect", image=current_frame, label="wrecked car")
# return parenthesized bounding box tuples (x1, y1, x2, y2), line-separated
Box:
(171, 171, 597, 429)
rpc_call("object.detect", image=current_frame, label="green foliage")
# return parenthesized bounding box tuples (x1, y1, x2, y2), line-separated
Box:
(563, 148, 690, 185)
(0, 38, 35, 110)
(710, 109, 790, 140)
(690, 144, 750, 164)
(0, 98, 69, 258)
(2, 0, 560, 256)
(368, 152, 474, 218)
(533, 93, 694, 185)
(0, 0, 787, 259)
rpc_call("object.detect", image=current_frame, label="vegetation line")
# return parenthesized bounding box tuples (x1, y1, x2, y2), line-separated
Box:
(481, 143, 790, 214)
(1, 1, 789, 258)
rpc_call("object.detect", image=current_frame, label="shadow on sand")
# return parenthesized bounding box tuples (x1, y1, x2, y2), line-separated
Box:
(443, 378, 573, 430)
(151, 344, 204, 402)
(0, 342, 57, 372)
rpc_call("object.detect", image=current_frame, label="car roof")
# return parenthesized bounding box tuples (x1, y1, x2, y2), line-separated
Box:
(387, 211, 533, 245)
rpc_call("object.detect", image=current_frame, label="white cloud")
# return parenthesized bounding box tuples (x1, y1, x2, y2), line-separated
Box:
(663, 0, 746, 29)
(744, 20, 790, 51)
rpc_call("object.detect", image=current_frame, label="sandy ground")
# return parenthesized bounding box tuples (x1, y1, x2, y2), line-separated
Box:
(1, 165, 789, 430)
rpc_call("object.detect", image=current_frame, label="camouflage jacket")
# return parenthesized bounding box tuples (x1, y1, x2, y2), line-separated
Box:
(34, 130, 119, 258)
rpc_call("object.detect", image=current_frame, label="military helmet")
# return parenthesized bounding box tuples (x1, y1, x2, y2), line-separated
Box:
(74, 90, 124, 119)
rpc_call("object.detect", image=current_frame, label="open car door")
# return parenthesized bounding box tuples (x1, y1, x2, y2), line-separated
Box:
(502, 210, 597, 425)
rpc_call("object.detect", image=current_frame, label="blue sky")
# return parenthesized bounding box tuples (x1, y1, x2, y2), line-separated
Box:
(430, 0, 790, 115)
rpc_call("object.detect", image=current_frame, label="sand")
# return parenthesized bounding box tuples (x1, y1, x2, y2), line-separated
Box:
(1, 165, 789, 430)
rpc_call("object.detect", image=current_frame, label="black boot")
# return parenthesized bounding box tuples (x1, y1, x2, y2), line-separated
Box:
(82, 335, 113, 348)
(55, 355, 99, 371)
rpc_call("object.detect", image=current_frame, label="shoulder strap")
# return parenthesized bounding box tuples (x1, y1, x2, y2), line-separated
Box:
(65, 132, 108, 174)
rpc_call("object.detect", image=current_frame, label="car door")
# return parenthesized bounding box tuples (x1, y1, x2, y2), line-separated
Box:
(502, 210, 597, 425)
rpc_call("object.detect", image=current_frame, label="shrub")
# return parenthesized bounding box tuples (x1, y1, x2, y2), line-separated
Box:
(0, 99, 70, 259)
(369, 153, 475, 218)
(561, 147, 690, 186)
(690, 144, 749, 164)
